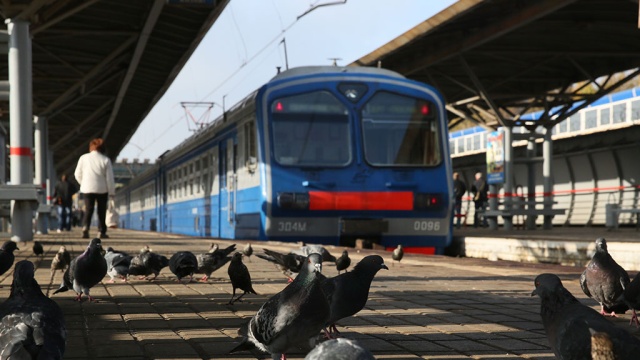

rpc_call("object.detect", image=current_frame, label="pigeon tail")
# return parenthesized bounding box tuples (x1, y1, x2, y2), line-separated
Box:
(229, 337, 257, 354)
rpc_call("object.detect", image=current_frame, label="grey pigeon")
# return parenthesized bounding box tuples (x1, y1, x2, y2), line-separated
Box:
(227, 252, 257, 305)
(304, 338, 375, 360)
(242, 243, 253, 262)
(295, 244, 336, 263)
(0, 260, 66, 359)
(335, 250, 350, 274)
(104, 247, 132, 282)
(32, 241, 44, 257)
(128, 250, 169, 280)
(169, 251, 198, 282)
(230, 253, 330, 359)
(392, 244, 403, 266)
(322, 255, 388, 337)
(256, 249, 305, 281)
(50, 246, 71, 274)
(196, 243, 236, 281)
(52, 238, 107, 302)
(580, 237, 629, 316)
(620, 271, 640, 327)
(0, 241, 19, 276)
(531, 273, 640, 360)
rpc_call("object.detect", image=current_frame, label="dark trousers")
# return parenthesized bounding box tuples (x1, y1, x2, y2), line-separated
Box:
(83, 193, 108, 235)
(474, 200, 488, 228)
(454, 199, 463, 228)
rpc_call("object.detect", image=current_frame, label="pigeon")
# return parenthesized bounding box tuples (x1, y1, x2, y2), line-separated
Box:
(619, 271, 640, 327)
(227, 252, 258, 305)
(322, 255, 388, 337)
(230, 253, 330, 360)
(104, 247, 132, 283)
(242, 243, 253, 262)
(196, 243, 236, 281)
(304, 338, 375, 360)
(53, 238, 107, 302)
(32, 241, 44, 257)
(50, 246, 71, 274)
(0, 241, 19, 276)
(128, 250, 169, 280)
(531, 273, 640, 360)
(580, 237, 629, 316)
(140, 245, 152, 254)
(169, 251, 198, 282)
(335, 250, 350, 274)
(256, 249, 305, 281)
(590, 328, 615, 360)
(295, 244, 336, 263)
(392, 244, 403, 266)
(0, 260, 66, 359)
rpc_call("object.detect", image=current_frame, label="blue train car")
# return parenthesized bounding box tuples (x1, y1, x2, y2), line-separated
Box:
(117, 66, 453, 253)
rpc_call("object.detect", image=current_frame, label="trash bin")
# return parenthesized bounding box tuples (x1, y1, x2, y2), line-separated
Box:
(605, 203, 619, 229)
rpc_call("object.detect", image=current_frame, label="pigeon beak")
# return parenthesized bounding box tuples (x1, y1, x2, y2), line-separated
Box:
(381, 264, 389, 270)
(530, 289, 537, 297)
(315, 263, 322, 273)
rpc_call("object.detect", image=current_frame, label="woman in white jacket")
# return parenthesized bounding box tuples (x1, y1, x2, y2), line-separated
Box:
(74, 138, 115, 239)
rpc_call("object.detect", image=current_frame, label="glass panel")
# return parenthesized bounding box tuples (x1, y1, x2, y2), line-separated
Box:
(362, 91, 440, 166)
(569, 113, 581, 132)
(632, 100, 640, 121)
(271, 91, 350, 167)
(585, 110, 597, 129)
(600, 108, 610, 125)
(613, 103, 626, 123)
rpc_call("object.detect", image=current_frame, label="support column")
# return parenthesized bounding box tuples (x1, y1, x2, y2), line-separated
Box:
(7, 19, 34, 242)
(543, 128, 554, 229)
(503, 126, 513, 230)
(526, 134, 537, 230)
(34, 116, 48, 234)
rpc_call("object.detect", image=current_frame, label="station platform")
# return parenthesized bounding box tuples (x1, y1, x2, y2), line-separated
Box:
(2, 227, 639, 359)
(452, 225, 640, 271)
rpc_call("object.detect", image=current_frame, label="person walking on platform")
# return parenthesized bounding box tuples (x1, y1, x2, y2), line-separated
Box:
(53, 174, 77, 232)
(452, 172, 467, 229)
(471, 172, 488, 228)
(74, 138, 115, 239)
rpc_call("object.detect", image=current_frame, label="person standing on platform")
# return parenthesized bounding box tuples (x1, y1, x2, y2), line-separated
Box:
(471, 172, 488, 228)
(53, 174, 77, 232)
(452, 172, 467, 229)
(74, 138, 115, 239)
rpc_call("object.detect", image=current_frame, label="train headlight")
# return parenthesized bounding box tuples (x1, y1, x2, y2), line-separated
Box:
(414, 193, 443, 210)
(277, 192, 310, 210)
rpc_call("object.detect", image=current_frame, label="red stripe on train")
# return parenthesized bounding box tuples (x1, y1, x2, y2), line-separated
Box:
(308, 191, 413, 211)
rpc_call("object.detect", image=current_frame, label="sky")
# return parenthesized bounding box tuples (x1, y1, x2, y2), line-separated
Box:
(117, 0, 457, 162)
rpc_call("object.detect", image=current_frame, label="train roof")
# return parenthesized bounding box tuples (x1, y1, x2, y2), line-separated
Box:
(269, 66, 405, 82)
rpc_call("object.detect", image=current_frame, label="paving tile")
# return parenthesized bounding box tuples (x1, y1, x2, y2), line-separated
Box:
(13, 229, 640, 360)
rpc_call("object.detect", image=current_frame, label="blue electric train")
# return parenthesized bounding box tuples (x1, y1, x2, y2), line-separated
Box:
(116, 66, 453, 253)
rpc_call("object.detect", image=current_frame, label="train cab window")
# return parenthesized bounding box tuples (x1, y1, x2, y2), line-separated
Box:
(361, 91, 441, 166)
(270, 91, 350, 167)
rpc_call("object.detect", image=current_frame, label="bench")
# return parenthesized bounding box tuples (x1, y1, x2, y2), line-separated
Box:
(606, 205, 640, 230)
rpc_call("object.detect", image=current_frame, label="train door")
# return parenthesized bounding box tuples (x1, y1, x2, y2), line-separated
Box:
(219, 137, 237, 238)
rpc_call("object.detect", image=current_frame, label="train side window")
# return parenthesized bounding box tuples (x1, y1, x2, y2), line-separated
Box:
(362, 91, 440, 167)
(585, 110, 597, 129)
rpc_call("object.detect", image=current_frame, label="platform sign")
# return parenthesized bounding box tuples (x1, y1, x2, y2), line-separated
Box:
(486, 129, 504, 184)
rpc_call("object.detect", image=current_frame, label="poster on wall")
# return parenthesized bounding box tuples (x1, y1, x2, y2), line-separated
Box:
(486, 129, 504, 185)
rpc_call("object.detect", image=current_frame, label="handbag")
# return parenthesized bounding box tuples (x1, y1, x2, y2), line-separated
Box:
(106, 198, 119, 228)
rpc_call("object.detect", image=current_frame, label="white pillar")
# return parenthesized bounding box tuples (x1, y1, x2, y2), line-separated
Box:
(543, 128, 554, 229)
(7, 19, 34, 242)
(503, 126, 513, 231)
(34, 116, 48, 234)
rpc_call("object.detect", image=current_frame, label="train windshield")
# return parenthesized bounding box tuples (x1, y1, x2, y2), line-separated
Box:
(361, 91, 441, 167)
(270, 91, 351, 167)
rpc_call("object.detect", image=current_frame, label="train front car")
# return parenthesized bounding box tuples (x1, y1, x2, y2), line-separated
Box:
(256, 66, 453, 254)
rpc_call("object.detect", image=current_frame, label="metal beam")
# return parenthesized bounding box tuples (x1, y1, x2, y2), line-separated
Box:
(459, 56, 507, 126)
(398, 0, 578, 75)
(31, 0, 100, 35)
(51, 99, 114, 151)
(103, 0, 164, 139)
(41, 35, 136, 115)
